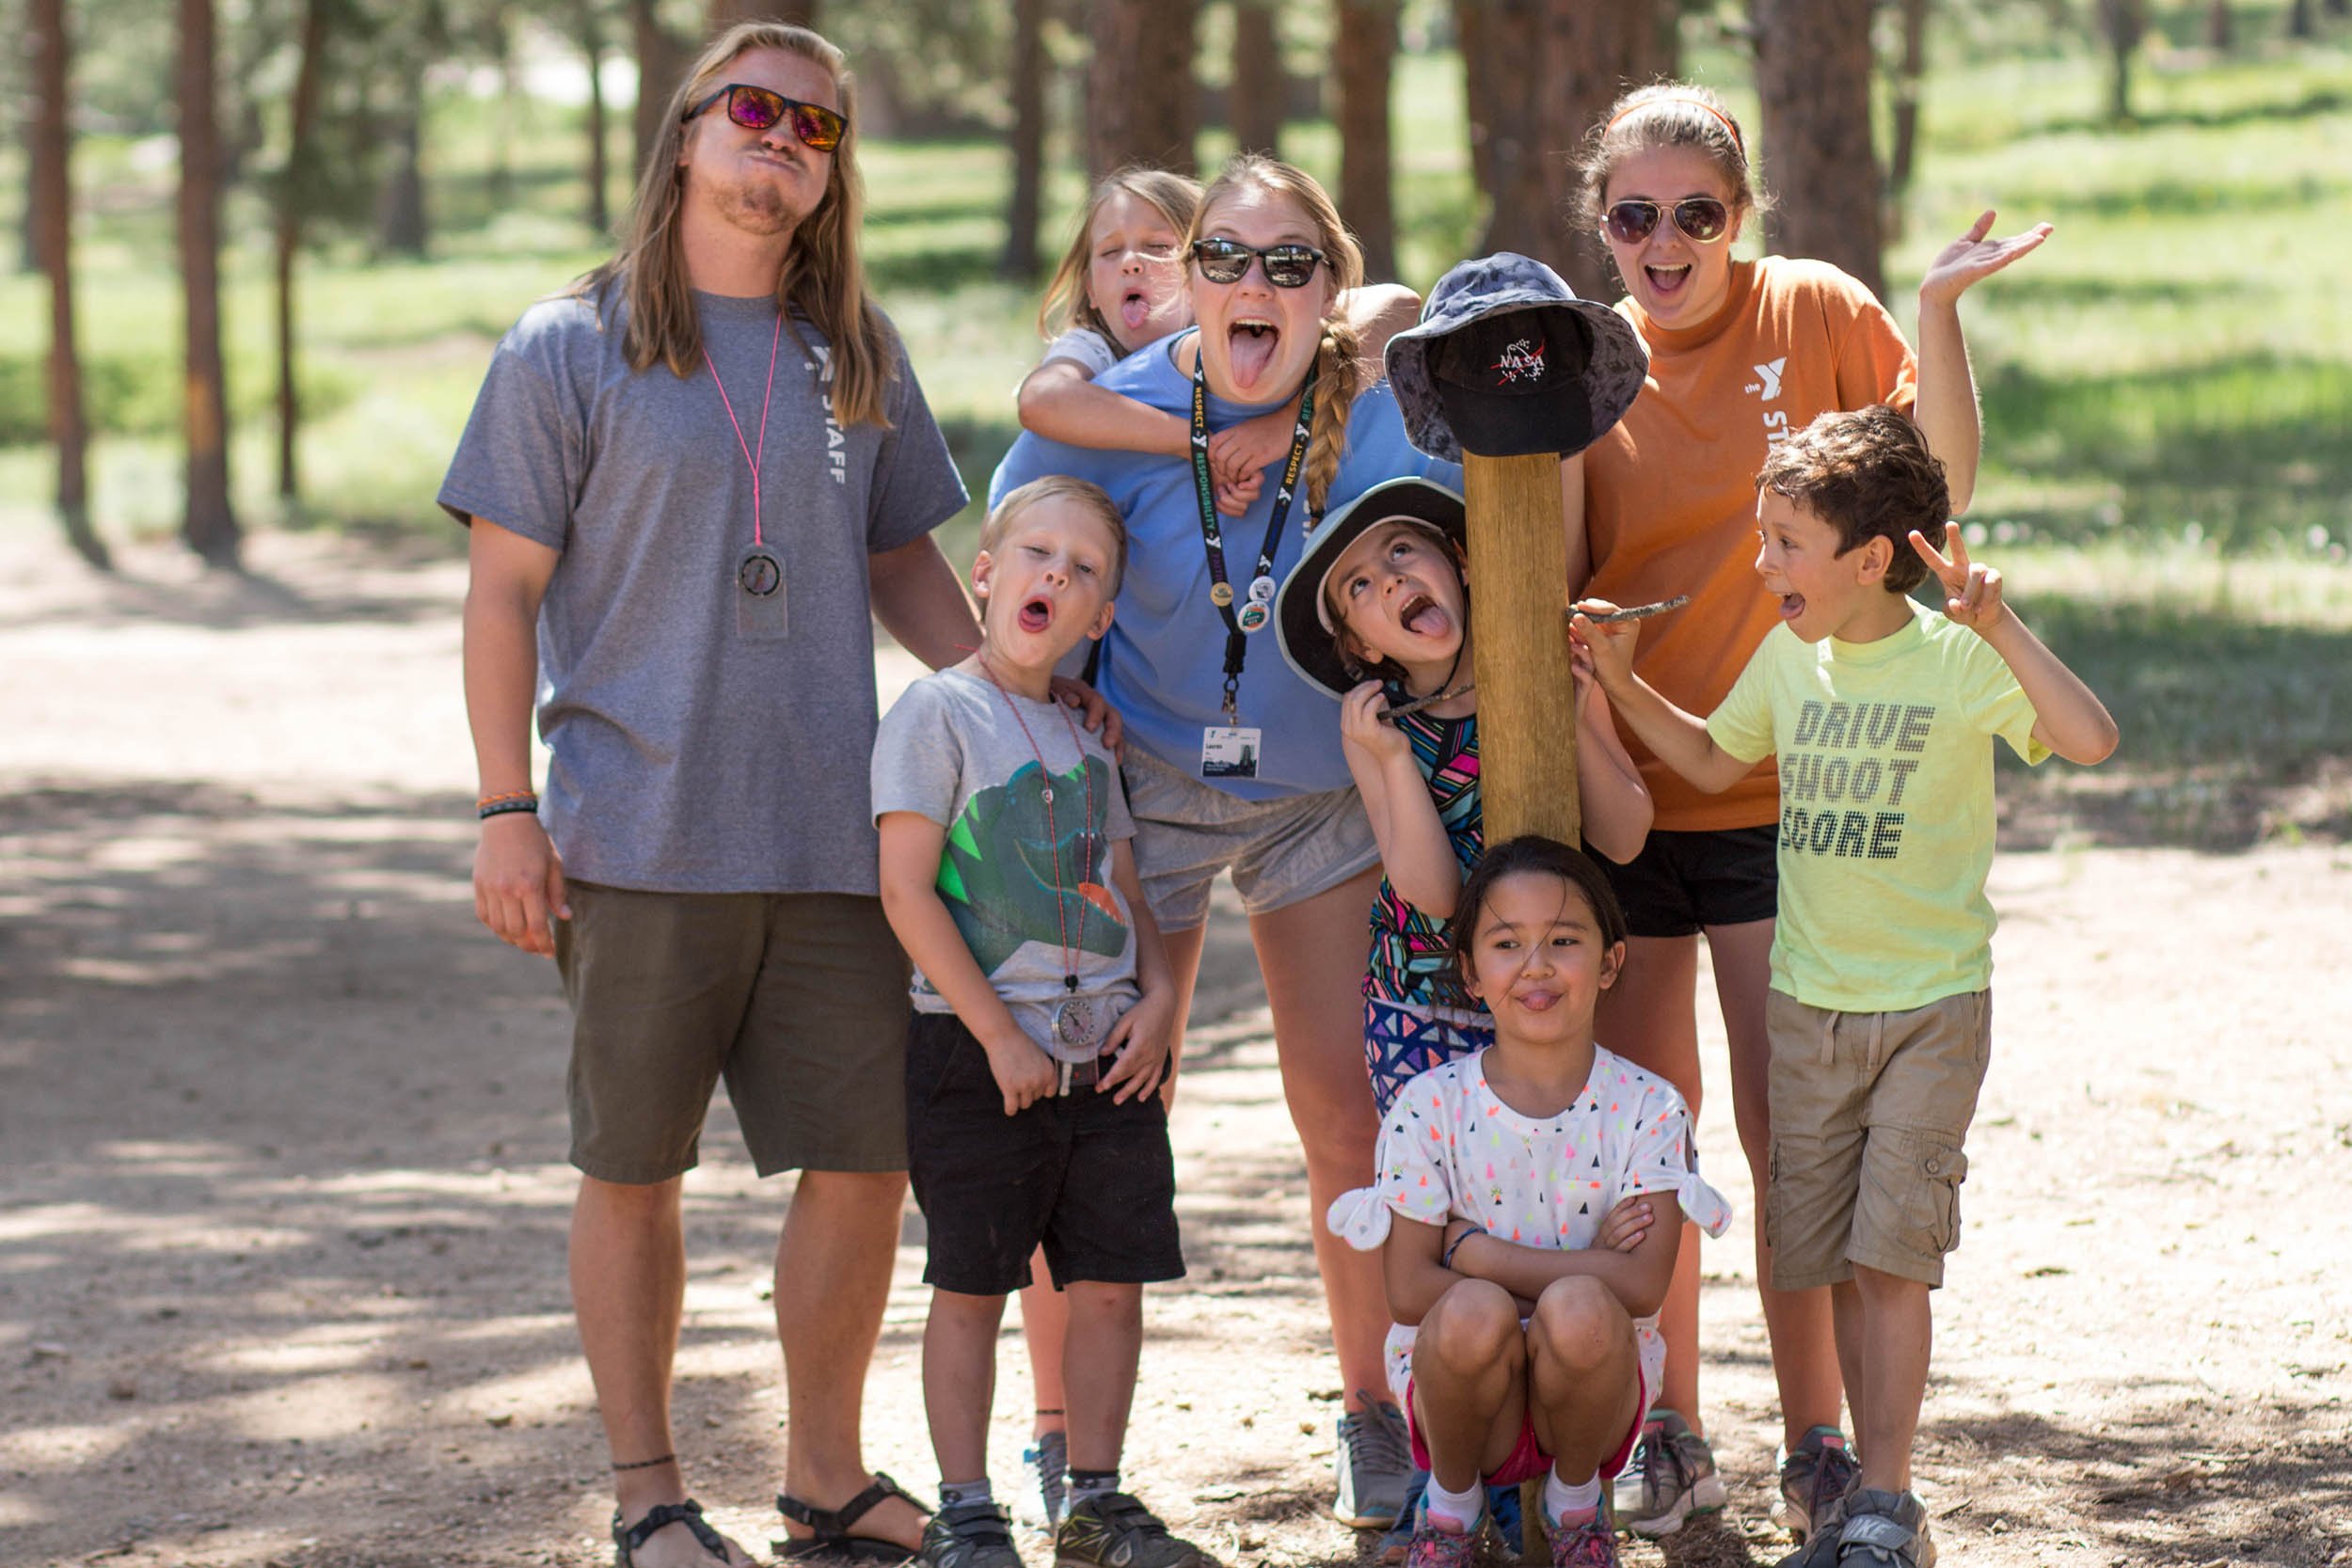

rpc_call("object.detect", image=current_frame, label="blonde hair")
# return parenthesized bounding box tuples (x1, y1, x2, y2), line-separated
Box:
(982, 476, 1131, 596)
(575, 22, 898, 428)
(1038, 167, 1203, 349)
(1190, 154, 1367, 518)
(1573, 82, 1771, 236)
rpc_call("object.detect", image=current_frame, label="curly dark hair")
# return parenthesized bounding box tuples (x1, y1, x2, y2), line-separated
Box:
(1442, 835, 1628, 1007)
(1756, 404, 1950, 595)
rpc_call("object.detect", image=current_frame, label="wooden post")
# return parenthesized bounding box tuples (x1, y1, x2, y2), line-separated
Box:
(1462, 451, 1580, 847)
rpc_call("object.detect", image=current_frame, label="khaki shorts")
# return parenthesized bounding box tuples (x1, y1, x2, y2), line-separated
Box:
(1765, 988, 1991, 1291)
(1120, 745, 1381, 933)
(554, 881, 912, 1183)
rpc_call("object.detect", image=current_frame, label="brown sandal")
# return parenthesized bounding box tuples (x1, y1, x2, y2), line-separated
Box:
(773, 1472, 930, 1562)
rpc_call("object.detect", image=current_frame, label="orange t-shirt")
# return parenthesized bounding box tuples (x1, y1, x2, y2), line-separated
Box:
(1584, 256, 1918, 832)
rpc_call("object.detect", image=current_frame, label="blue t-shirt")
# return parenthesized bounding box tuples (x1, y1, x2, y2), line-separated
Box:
(991, 331, 1462, 800)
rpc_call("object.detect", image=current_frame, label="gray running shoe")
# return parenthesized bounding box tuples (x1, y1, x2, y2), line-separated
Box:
(1829, 1488, 1934, 1568)
(1053, 1492, 1201, 1568)
(1022, 1431, 1069, 1529)
(1610, 1409, 1726, 1537)
(1772, 1426, 1860, 1544)
(917, 1501, 1026, 1568)
(1334, 1396, 1414, 1528)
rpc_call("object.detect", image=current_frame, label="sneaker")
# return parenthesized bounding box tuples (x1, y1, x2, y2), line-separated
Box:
(1375, 1469, 1429, 1564)
(1610, 1409, 1726, 1537)
(1333, 1396, 1414, 1528)
(917, 1500, 1025, 1568)
(1548, 1509, 1620, 1568)
(1022, 1431, 1069, 1529)
(1828, 1488, 1934, 1568)
(1053, 1492, 1201, 1568)
(1401, 1506, 1484, 1568)
(1773, 1426, 1860, 1544)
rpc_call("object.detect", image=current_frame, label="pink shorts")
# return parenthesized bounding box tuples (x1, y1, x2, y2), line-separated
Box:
(1404, 1365, 1652, 1488)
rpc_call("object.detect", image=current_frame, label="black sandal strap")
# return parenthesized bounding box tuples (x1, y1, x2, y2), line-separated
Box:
(778, 1471, 930, 1534)
(614, 1498, 731, 1564)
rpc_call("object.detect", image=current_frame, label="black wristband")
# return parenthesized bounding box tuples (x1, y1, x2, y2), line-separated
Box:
(478, 797, 540, 820)
(1441, 1225, 1483, 1272)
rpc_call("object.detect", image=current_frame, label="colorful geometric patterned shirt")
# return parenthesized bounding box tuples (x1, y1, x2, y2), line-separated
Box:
(1364, 709, 1485, 1008)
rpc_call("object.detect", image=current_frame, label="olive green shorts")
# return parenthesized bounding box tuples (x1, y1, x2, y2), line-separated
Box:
(553, 881, 912, 1183)
(1765, 988, 1991, 1291)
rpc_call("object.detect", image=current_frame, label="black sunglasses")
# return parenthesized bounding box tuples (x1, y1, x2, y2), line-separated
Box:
(1189, 237, 1327, 289)
(1602, 197, 1732, 245)
(682, 84, 847, 153)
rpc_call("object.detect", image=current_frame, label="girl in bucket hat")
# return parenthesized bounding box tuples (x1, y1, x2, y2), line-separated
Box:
(1273, 474, 1650, 1117)
(1560, 81, 2052, 1545)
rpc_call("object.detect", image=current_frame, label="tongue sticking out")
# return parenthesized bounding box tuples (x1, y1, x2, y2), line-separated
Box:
(1019, 599, 1052, 633)
(1778, 594, 1805, 622)
(1227, 323, 1279, 390)
(1120, 293, 1151, 333)
(1645, 264, 1691, 298)
(1405, 599, 1449, 638)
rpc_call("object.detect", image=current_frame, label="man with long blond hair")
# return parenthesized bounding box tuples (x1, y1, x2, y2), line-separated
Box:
(441, 24, 974, 1568)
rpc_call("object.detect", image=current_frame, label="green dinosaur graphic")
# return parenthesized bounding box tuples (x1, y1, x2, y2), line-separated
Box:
(937, 757, 1129, 975)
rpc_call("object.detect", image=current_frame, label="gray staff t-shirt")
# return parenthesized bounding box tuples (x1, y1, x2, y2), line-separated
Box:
(870, 667, 1139, 1063)
(439, 283, 968, 895)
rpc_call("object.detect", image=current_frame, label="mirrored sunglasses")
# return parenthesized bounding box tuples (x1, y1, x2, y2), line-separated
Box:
(683, 84, 847, 153)
(1189, 237, 1327, 289)
(1602, 197, 1732, 245)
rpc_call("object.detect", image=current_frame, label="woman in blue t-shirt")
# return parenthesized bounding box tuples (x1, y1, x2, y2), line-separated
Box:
(991, 153, 1459, 1528)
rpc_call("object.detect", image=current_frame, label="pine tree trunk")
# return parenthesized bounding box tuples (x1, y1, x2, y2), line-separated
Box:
(2284, 0, 2314, 37)
(2205, 0, 2233, 47)
(1552, 0, 1649, 300)
(1469, 0, 1638, 292)
(1001, 0, 1045, 277)
(707, 0, 818, 29)
(376, 56, 429, 258)
(1454, 0, 1494, 196)
(1889, 0, 1931, 196)
(1333, 0, 1397, 280)
(1087, 0, 1198, 178)
(1467, 0, 1549, 261)
(2097, 0, 2144, 121)
(1752, 0, 1886, 299)
(582, 0, 610, 234)
(277, 0, 326, 506)
(33, 0, 107, 569)
(1643, 0, 1682, 82)
(179, 0, 240, 567)
(631, 0, 689, 173)
(1231, 0, 1284, 156)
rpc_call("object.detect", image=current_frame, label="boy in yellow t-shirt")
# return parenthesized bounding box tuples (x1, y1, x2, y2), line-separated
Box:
(1575, 405, 2117, 1568)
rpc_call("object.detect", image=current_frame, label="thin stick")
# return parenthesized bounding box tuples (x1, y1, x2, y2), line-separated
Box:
(1577, 594, 1690, 625)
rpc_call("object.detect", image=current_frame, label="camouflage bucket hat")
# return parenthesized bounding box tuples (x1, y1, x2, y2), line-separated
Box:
(1385, 252, 1649, 462)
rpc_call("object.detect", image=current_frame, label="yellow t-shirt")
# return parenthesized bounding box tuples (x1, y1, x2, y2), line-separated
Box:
(1706, 602, 2049, 1012)
(1584, 257, 1919, 832)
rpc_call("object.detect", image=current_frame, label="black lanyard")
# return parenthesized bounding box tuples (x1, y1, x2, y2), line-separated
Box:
(1189, 346, 1317, 724)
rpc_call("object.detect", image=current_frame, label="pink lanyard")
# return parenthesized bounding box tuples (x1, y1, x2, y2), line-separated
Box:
(701, 310, 787, 546)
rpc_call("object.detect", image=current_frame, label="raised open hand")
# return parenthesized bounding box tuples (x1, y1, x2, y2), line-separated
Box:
(1920, 210, 2053, 309)
(1909, 521, 2008, 630)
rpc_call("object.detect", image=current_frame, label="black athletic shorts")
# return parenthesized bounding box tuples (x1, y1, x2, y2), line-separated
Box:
(1596, 824, 1780, 940)
(904, 1012, 1185, 1297)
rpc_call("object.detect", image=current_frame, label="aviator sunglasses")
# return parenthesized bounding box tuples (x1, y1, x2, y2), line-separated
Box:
(1602, 196, 1732, 245)
(1189, 237, 1327, 289)
(682, 83, 848, 153)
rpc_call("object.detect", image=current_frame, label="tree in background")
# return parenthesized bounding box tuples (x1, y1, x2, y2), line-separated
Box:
(2096, 0, 2146, 120)
(31, 0, 109, 569)
(1088, 0, 1198, 177)
(709, 0, 818, 30)
(1333, 0, 1397, 280)
(630, 0, 689, 172)
(1887, 0, 1932, 207)
(179, 0, 241, 567)
(276, 0, 331, 508)
(1753, 0, 1885, 299)
(1231, 0, 1285, 155)
(2206, 0, 2233, 48)
(1000, 0, 1046, 277)
(580, 0, 612, 234)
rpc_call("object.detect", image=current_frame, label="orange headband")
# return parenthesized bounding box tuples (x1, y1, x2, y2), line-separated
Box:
(1606, 95, 1744, 155)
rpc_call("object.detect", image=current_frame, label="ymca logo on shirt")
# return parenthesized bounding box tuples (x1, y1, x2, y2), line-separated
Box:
(1747, 356, 1790, 447)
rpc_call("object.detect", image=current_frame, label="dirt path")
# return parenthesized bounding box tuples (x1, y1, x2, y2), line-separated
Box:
(3, 528, 2348, 1568)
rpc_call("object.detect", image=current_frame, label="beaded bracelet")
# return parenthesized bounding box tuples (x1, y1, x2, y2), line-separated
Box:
(478, 794, 540, 820)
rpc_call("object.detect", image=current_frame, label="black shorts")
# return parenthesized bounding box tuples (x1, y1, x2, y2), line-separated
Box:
(904, 1012, 1184, 1297)
(1596, 825, 1779, 940)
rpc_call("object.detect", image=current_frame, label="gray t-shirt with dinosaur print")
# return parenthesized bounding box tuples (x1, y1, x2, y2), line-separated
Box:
(871, 666, 1139, 1062)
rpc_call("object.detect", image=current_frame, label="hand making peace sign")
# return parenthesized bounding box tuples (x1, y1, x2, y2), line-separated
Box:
(1909, 521, 2008, 631)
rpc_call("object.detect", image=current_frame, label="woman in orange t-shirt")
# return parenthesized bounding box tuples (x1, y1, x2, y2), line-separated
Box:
(1558, 83, 2051, 1541)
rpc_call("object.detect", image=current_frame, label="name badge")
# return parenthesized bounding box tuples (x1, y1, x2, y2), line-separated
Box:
(736, 546, 787, 641)
(1200, 725, 1262, 780)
